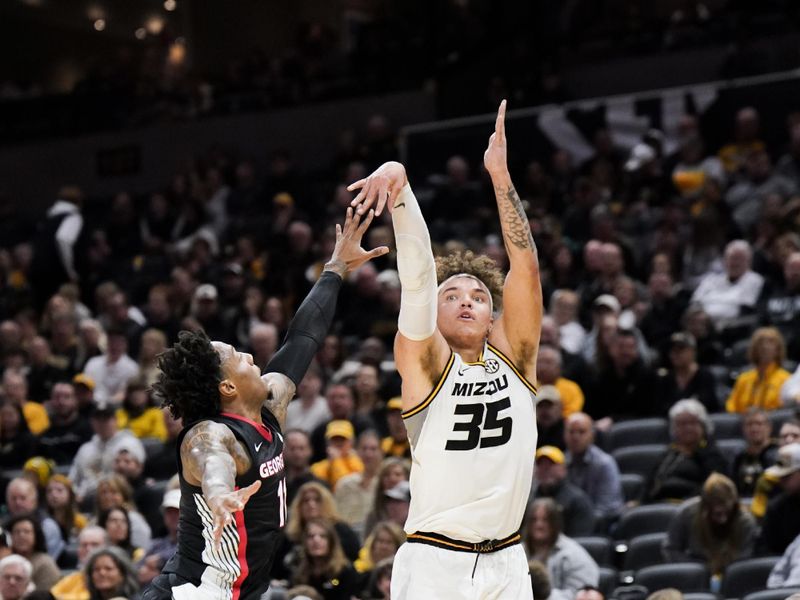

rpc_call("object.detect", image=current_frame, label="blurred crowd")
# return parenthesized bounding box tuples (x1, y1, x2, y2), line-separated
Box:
(2, 0, 800, 138)
(3, 88, 800, 600)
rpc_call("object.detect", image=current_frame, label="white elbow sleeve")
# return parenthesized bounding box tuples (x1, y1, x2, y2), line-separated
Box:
(393, 184, 438, 341)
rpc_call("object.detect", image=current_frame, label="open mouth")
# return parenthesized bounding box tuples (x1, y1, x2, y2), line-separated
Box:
(458, 312, 474, 320)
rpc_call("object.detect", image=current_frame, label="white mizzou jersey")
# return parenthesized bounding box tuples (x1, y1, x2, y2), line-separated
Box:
(402, 342, 537, 542)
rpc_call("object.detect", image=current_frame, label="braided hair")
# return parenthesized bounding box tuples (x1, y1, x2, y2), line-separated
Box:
(152, 330, 223, 425)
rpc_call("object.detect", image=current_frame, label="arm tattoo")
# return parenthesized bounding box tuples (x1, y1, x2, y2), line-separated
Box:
(181, 421, 244, 497)
(262, 373, 296, 430)
(494, 185, 534, 251)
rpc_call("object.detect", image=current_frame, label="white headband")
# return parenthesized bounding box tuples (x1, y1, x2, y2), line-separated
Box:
(437, 273, 494, 313)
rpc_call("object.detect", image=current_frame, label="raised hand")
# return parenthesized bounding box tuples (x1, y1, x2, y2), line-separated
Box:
(207, 480, 261, 550)
(484, 100, 508, 177)
(347, 161, 407, 216)
(327, 207, 390, 274)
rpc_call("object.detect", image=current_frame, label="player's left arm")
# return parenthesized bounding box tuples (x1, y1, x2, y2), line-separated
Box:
(484, 100, 543, 382)
(263, 208, 389, 428)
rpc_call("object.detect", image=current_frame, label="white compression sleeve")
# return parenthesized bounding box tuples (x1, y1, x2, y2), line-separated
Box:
(392, 183, 438, 341)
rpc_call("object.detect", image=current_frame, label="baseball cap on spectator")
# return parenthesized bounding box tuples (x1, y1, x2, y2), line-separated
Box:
(273, 192, 294, 208)
(73, 373, 95, 390)
(384, 480, 411, 502)
(90, 399, 116, 419)
(535, 446, 565, 465)
(194, 284, 218, 301)
(536, 385, 561, 406)
(670, 332, 697, 349)
(325, 420, 354, 440)
(162, 489, 181, 510)
(386, 397, 403, 412)
(766, 443, 800, 478)
(223, 263, 244, 277)
(624, 143, 657, 172)
(23, 457, 55, 488)
(593, 294, 621, 313)
(115, 439, 146, 465)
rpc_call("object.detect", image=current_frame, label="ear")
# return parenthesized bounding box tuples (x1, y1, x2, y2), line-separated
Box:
(219, 378, 236, 400)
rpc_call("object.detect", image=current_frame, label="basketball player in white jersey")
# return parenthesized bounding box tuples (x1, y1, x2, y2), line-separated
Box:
(348, 100, 541, 599)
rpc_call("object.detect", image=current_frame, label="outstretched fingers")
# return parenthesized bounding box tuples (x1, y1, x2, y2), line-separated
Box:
(495, 99, 506, 142)
(356, 209, 376, 237)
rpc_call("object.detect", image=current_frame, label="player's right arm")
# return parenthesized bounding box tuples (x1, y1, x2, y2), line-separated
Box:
(348, 162, 451, 410)
(180, 420, 261, 547)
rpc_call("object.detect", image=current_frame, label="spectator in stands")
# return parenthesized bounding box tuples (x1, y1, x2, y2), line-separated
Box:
(0, 554, 33, 600)
(551, 289, 587, 355)
(575, 586, 605, 600)
(522, 498, 599, 599)
(112, 444, 161, 535)
(310, 420, 364, 489)
(767, 528, 800, 589)
(84, 546, 139, 600)
(718, 107, 765, 175)
(586, 327, 661, 424)
(353, 521, 404, 575)
(142, 410, 180, 482)
(663, 473, 756, 577)
(136, 329, 167, 388)
(69, 402, 144, 501)
(115, 380, 166, 441)
(310, 383, 372, 462)
(380, 480, 410, 529)
(564, 412, 624, 523)
(44, 475, 87, 551)
(363, 458, 410, 536)
(97, 507, 142, 562)
(527, 559, 552, 600)
(3, 370, 49, 435)
(138, 488, 179, 567)
(27, 336, 68, 403)
(657, 332, 718, 413)
(93, 475, 150, 552)
(760, 443, 800, 554)
(335, 430, 383, 536)
(362, 557, 393, 600)
(781, 360, 800, 407)
(0, 402, 36, 469)
(5, 478, 63, 560)
(289, 518, 362, 598)
(247, 322, 278, 371)
(286, 366, 330, 434)
(731, 408, 778, 496)
(380, 398, 409, 458)
(141, 287, 179, 346)
(531, 446, 596, 536)
(37, 382, 93, 465)
(536, 346, 585, 418)
(690, 240, 764, 332)
(51, 526, 107, 600)
(726, 327, 791, 413)
(283, 429, 321, 504)
(82, 329, 139, 406)
(640, 272, 686, 358)
(71, 374, 96, 418)
(681, 303, 724, 366)
(5, 515, 60, 590)
(645, 399, 728, 502)
(535, 386, 567, 450)
(760, 252, 800, 360)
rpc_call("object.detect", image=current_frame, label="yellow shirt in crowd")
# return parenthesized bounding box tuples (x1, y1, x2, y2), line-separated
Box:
(555, 377, 584, 418)
(725, 364, 791, 413)
(51, 572, 89, 600)
(311, 454, 364, 489)
(116, 407, 168, 441)
(24, 401, 50, 435)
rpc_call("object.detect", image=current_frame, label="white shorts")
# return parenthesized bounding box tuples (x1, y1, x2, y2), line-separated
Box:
(391, 541, 533, 600)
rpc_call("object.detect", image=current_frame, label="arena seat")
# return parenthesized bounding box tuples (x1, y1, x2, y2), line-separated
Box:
(622, 532, 668, 571)
(635, 562, 710, 594)
(721, 556, 782, 599)
(574, 535, 614, 567)
(742, 589, 800, 600)
(605, 418, 670, 452)
(709, 412, 743, 440)
(716, 438, 747, 469)
(612, 444, 668, 478)
(614, 504, 679, 540)
(768, 408, 797, 434)
(620, 473, 645, 503)
(598, 566, 619, 597)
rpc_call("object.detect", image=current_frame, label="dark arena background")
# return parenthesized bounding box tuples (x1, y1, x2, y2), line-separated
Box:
(1, 1, 800, 599)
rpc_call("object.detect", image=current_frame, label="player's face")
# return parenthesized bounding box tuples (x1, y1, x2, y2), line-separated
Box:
(437, 277, 493, 349)
(213, 342, 268, 404)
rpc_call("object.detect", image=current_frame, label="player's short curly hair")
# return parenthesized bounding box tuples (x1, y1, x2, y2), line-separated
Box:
(435, 250, 504, 310)
(152, 330, 223, 425)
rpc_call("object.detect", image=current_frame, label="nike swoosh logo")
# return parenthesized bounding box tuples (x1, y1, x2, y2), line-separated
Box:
(255, 442, 263, 452)
(394, 202, 406, 209)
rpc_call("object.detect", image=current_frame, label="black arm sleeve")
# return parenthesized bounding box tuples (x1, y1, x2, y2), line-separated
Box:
(265, 270, 343, 386)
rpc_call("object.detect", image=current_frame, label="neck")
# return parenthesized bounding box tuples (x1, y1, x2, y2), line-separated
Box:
(675, 362, 697, 376)
(300, 395, 315, 407)
(452, 343, 483, 364)
(223, 398, 263, 424)
(287, 464, 307, 478)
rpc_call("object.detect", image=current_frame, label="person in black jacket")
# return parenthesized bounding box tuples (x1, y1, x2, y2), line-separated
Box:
(645, 398, 728, 502)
